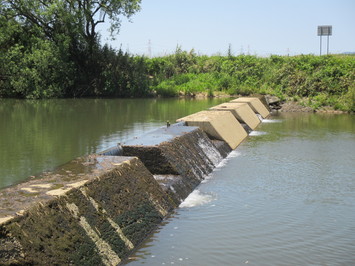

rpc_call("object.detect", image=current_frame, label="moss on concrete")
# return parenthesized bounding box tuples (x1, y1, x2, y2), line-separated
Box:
(0, 156, 175, 265)
(122, 127, 224, 202)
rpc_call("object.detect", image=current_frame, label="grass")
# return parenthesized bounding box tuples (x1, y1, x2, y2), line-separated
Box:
(147, 53, 355, 112)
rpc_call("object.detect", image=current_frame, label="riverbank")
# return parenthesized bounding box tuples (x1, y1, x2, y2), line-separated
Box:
(149, 53, 354, 113)
(2, 50, 354, 113)
(174, 93, 353, 114)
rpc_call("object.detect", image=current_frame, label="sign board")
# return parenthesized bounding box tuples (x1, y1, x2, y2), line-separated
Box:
(318, 25, 332, 36)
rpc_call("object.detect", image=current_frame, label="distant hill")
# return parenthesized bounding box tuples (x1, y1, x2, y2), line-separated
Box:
(342, 52, 355, 55)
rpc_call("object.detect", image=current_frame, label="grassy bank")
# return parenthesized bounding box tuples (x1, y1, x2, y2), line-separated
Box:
(1, 42, 354, 111)
(1, 2, 354, 111)
(147, 51, 355, 112)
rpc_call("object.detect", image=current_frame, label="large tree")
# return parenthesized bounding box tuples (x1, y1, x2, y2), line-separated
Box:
(1, 0, 141, 50)
(0, 0, 143, 98)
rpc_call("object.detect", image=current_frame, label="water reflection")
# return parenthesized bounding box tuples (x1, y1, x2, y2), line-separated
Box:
(0, 98, 229, 188)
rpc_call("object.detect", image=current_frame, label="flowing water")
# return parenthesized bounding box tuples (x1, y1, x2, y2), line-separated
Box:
(124, 112, 355, 266)
(1, 99, 354, 265)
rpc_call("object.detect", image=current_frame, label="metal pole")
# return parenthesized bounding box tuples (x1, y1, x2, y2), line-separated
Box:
(320, 36, 322, 56)
(327, 35, 329, 55)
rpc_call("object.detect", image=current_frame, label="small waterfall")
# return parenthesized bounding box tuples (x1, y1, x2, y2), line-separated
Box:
(197, 138, 223, 167)
(261, 119, 283, 123)
(256, 113, 263, 121)
(249, 131, 268, 136)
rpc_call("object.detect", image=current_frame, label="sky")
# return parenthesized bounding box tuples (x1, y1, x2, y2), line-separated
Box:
(97, 0, 355, 57)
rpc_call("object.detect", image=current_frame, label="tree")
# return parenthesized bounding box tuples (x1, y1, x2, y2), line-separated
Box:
(1, 0, 141, 51)
(0, 0, 143, 98)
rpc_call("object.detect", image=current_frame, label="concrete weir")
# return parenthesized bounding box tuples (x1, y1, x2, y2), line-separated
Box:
(0, 156, 174, 265)
(209, 102, 261, 130)
(230, 97, 270, 119)
(0, 95, 270, 265)
(176, 110, 248, 149)
(121, 123, 229, 204)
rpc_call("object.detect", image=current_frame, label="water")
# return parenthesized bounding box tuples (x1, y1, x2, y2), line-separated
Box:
(0, 98, 229, 188)
(1, 99, 354, 265)
(124, 112, 355, 266)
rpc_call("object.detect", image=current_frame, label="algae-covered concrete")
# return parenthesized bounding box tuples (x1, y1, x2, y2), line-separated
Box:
(0, 155, 174, 265)
(177, 110, 248, 149)
(231, 97, 270, 119)
(210, 102, 261, 130)
(121, 124, 225, 204)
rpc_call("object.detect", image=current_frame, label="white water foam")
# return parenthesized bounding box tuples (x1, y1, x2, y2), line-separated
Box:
(227, 150, 241, 158)
(261, 119, 282, 123)
(201, 172, 215, 183)
(179, 190, 215, 208)
(256, 114, 263, 121)
(249, 131, 268, 136)
(197, 138, 223, 166)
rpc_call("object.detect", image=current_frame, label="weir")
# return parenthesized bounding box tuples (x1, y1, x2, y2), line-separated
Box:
(177, 110, 248, 149)
(209, 102, 261, 131)
(0, 96, 270, 265)
(121, 123, 227, 204)
(231, 97, 270, 119)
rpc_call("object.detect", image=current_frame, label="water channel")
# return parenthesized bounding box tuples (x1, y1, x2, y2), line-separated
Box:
(1, 98, 354, 265)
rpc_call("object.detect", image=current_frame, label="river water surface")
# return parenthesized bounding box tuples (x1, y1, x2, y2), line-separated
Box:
(0, 98, 227, 188)
(1, 99, 354, 265)
(124, 112, 355, 265)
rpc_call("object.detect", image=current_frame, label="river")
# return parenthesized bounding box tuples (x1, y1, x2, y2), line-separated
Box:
(123, 112, 355, 265)
(1, 99, 354, 265)
(0, 98, 228, 188)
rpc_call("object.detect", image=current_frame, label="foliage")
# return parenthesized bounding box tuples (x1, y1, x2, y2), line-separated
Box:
(1, 0, 141, 47)
(0, 1, 354, 111)
(0, 0, 143, 98)
(147, 53, 355, 111)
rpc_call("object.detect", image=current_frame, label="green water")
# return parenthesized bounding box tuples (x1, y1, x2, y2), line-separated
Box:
(0, 98, 229, 189)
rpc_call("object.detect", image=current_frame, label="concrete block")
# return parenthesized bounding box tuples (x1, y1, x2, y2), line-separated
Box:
(230, 97, 270, 118)
(177, 110, 248, 149)
(210, 102, 261, 130)
(0, 156, 173, 265)
(121, 124, 226, 203)
(245, 95, 271, 111)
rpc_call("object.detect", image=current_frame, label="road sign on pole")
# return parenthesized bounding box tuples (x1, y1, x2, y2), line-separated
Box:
(318, 25, 332, 55)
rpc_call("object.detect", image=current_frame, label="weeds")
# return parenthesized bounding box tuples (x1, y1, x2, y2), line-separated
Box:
(147, 53, 355, 112)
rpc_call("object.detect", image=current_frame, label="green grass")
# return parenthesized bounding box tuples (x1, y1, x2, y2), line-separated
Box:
(147, 53, 355, 112)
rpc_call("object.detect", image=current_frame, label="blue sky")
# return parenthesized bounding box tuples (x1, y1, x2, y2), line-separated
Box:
(98, 0, 355, 56)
